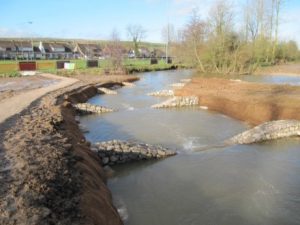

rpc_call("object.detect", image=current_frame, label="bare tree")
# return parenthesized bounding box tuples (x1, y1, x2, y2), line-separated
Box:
(127, 24, 146, 58)
(208, 0, 236, 73)
(183, 9, 207, 72)
(272, 0, 283, 62)
(161, 23, 176, 43)
(171, 0, 294, 74)
(162, 23, 176, 62)
(104, 29, 124, 72)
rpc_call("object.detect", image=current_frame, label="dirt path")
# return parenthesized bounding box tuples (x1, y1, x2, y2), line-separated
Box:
(0, 74, 78, 124)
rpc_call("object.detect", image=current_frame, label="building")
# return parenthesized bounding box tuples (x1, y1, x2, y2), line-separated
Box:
(75, 43, 102, 59)
(40, 42, 75, 59)
(0, 41, 17, 59)
(14, 41, 34, 59)
(152, 48, 166, 58)
(139, 47, 151, 58)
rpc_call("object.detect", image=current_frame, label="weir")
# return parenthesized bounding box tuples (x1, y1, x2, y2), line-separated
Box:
(151, 96, 199, 108)
(227, 120, 300, 144)
(73, 103, 114, 114)
(92, 140, 176, 166)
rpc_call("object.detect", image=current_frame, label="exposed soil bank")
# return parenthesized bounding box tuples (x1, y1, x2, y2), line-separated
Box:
(0, 75, 138, 225)
(255, 63, 300, 76)
(176, 77, 300, 126)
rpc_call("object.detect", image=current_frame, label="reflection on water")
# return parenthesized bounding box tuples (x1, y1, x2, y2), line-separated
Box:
(195, 72, 300, 86)
(241, 74, 300, 85)
(80, 70, 300, 225)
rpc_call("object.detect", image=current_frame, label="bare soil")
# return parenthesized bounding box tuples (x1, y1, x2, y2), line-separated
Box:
(0, 75, 59, 102)
(0, 73, 138, 225)
(256, 63, 300, 76)
(176, 77, 300, 126)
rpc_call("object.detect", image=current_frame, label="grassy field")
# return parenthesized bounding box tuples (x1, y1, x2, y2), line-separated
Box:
(0, 58, 178, 77)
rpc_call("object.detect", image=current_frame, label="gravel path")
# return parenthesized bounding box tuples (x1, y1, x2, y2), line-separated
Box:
(0, 74, 78, 124)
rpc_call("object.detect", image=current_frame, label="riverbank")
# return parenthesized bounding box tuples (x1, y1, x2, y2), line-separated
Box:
(0, 74, 138, 224)
(255, 63, 300, 76)
(176, 77, 300, 126)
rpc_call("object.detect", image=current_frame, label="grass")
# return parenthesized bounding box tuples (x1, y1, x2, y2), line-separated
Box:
(0, 58, 180, 76)
(0, 60, 18, 65)
(0, 71, 21, 78)
(123, 59, 177, 73)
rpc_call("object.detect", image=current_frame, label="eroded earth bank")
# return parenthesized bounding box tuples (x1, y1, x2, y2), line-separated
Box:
(0, 75, 138, 225)
(176, 77, 300, 126)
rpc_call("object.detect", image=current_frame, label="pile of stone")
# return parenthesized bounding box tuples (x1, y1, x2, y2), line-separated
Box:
(122, 82, 135, 87)
(97, 87, 117, 95)
(180, 79, 191, 83)
(147, 89, 174, 97)
(151, 96, 199, 108)
(73, 103, 114, 114)
(170, 83, 185, 88)
(227, 120, 300, 144)
(92, 140, 176, 166)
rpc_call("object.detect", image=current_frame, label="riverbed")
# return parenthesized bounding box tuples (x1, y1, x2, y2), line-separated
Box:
(80, 70, 300, 225)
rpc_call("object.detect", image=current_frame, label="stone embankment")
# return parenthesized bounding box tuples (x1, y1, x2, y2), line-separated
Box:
(98, 87, 117, 95)
(92, 140, 176, 166)
(170, 82, 185, 88)
(147, 89, 174, 97)
(180, 79, 191, 83)
(151, 96, 199, 108)
(73, 103, 114, 114)
(227, 120, 300, 144)
(122, 82, 135, 87)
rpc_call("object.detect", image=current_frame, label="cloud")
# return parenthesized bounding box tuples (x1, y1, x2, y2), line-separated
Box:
(0, 27, 37, 38)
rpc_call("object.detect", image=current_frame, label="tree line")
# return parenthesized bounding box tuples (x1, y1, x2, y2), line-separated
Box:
(166, 0, 299, 74)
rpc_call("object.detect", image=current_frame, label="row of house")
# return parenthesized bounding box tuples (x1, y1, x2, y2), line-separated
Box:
(0, 41, 102, 60)
(0, 40, 166, 60)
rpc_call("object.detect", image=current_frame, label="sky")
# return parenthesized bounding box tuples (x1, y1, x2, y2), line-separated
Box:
(0, 0, 299, 46)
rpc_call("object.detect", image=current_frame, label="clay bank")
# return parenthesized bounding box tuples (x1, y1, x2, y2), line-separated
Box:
(175, 77, 300, 125)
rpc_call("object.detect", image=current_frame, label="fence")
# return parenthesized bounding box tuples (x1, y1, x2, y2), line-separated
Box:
(19, 62, 37, 71)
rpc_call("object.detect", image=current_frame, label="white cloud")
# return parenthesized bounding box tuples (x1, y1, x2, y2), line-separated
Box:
(0, 27, 34, 38)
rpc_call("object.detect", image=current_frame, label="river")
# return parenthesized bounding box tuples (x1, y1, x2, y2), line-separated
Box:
(80, 70, 300, 225)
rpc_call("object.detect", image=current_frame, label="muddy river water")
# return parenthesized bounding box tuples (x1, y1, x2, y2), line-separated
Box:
(80, 70, 300, 225)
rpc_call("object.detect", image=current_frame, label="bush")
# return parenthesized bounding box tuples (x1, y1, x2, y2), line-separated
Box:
(0, 71, 21, 78)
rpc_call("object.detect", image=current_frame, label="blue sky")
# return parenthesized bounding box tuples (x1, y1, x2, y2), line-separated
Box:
(0, 0, 299, 46)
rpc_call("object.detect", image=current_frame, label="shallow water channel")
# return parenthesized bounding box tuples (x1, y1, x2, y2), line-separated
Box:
(80, 70, 300, 225)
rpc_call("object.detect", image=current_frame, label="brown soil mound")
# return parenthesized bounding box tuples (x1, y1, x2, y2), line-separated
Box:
(176, 77, 300, 125)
